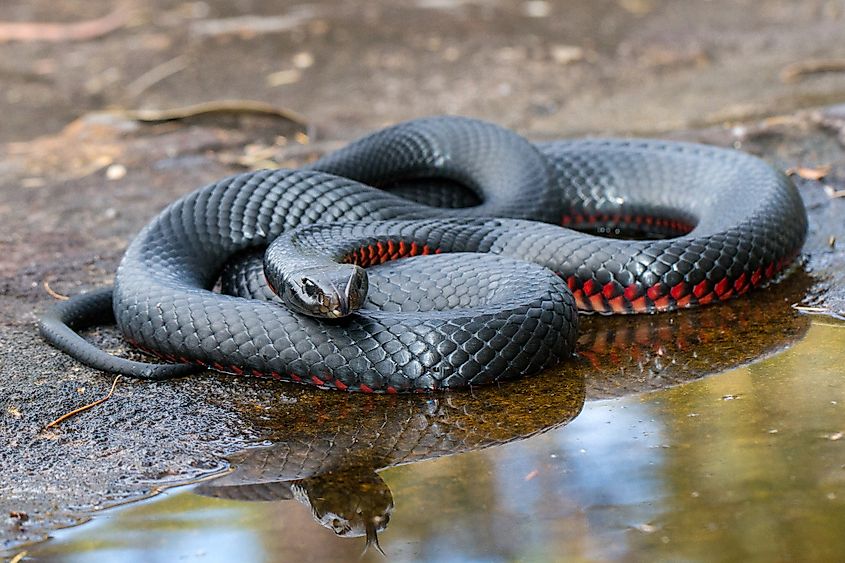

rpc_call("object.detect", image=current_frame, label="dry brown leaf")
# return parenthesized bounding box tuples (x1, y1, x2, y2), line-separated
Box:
(785, 165, 831, 181)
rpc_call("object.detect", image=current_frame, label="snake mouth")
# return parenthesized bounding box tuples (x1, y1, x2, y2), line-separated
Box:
(326, 296, 349, 318)
(323, 265, 367, 318)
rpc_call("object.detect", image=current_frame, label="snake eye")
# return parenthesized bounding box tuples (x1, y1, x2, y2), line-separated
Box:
(301, 278, 320, 298)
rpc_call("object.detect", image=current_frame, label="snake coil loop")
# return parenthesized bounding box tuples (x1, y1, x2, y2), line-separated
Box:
(40, 116, 808, 392)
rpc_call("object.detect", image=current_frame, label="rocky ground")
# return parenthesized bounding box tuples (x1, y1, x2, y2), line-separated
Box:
(2, 0, 845, 554)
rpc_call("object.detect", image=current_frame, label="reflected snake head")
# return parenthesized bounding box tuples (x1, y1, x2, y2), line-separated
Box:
(295, 469, 393, 554)
(280, 264, 369, 318)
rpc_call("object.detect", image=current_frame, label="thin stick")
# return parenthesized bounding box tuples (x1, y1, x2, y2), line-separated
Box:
(125, 55, 189, 99)
(43, 279, 70, 301)
(114, 99, 310, 130)
(45, 376, 122, 429)
(780, 58, 845, 83)
(0, 8, 128, 43)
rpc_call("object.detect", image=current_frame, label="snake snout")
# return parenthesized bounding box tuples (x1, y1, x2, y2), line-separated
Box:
(282, 264, 369, 319)
(340, 264, 369, 316)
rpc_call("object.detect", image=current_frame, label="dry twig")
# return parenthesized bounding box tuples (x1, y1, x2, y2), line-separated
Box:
(126, 55, 190, 99)
(45, 376, 122, 429)
(190, 9, 316, 38)
(43, 279, 69, 301)
(0, 8, 128, 43)
(780, 58, 845, 83)
(113, 100, 310, 131)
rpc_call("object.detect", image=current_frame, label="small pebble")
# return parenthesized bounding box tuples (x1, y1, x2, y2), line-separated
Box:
(106, 164, 127, 180)
(292, 51, 314, 69)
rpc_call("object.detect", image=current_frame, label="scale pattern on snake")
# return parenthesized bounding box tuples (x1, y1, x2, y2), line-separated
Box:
(39, 116, 808, 392)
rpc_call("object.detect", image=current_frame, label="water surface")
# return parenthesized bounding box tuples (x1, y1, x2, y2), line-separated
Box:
(28, 311, 845, 561)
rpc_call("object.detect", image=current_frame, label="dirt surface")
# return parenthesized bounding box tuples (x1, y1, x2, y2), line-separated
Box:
(2, 0, 845, 143)
(2, 0, 845, 555)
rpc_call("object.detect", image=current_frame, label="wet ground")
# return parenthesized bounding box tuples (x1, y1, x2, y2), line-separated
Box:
(2, 0, 845, 559)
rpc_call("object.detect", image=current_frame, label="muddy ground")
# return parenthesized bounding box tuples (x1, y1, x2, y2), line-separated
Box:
(2, 0, 845, 554)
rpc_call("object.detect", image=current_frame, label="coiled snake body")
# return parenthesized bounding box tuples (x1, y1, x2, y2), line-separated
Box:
(40, 117, 808, 392)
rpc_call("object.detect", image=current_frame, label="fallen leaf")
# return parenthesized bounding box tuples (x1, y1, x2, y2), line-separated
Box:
(785, 165, 831, 181)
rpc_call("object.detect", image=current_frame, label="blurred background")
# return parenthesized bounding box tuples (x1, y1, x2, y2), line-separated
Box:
(2, 0, 845, 143)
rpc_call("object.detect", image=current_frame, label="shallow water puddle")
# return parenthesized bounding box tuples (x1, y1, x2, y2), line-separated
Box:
(26, 318, 845, 562)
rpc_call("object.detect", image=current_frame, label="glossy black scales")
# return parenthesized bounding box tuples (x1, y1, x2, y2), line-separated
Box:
(39, 116, 808, 391)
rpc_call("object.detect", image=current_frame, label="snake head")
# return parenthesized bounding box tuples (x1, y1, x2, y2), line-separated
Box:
(280, 264, 368, 319)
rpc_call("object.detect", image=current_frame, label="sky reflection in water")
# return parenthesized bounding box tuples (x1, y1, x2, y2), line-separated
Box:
(30, 319, 845, 562)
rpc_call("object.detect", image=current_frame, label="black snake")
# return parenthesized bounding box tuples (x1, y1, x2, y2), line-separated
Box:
(40, 116, 808, 392)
